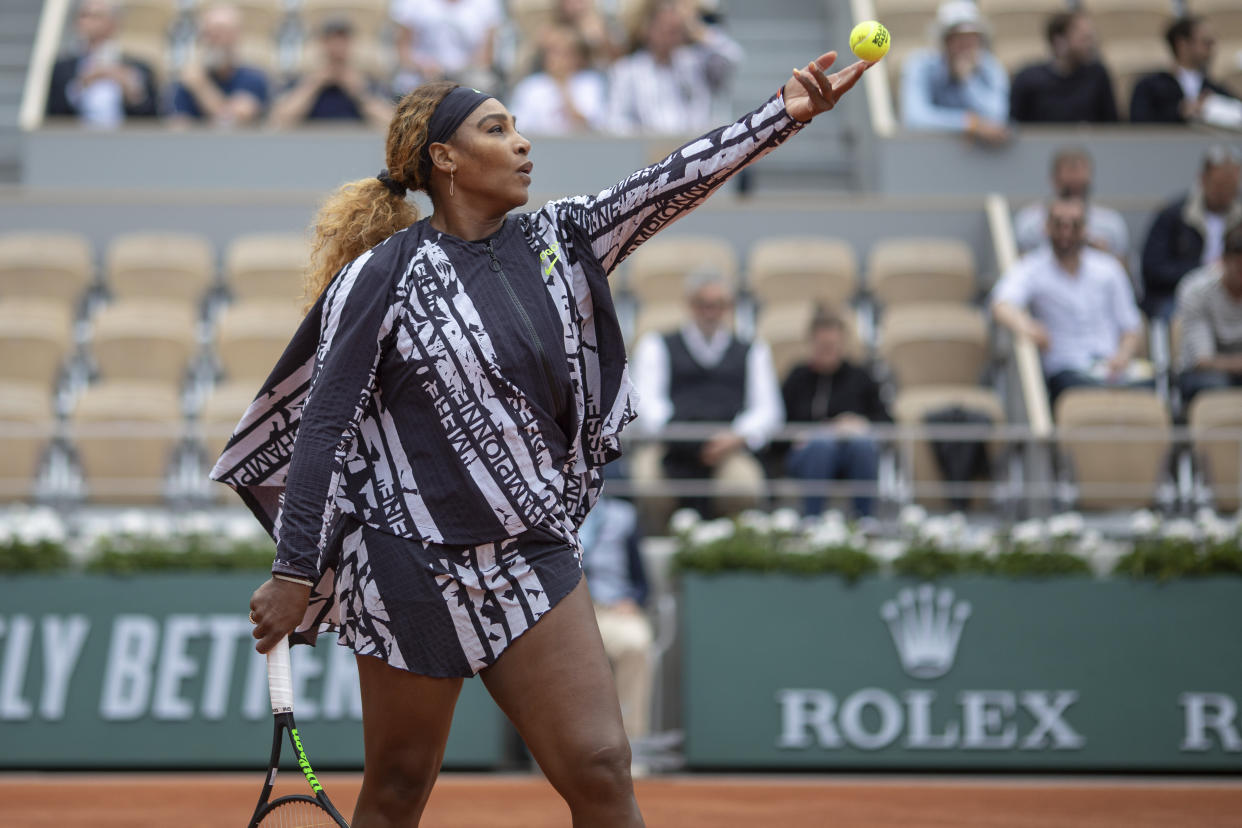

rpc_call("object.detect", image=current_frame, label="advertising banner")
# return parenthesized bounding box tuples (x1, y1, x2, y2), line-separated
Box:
(0, 575, 507, 768)
(683, 574, 1242, 770)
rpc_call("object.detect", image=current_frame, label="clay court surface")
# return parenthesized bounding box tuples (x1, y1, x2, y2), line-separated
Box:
(4, 773, 1242, 827)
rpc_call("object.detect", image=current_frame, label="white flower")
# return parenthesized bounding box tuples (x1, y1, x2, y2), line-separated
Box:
(870, 539, 904, 565)
(225, 517, 263, 542)
(1083, 539, 1127, 576)
(1048, 511, 1085, 538)
(899, 504, 927, 530)
(180, 511, 215, 536)
(920, 516, 953, 548)
(117, 510, 152, 536)
(1195, 507, 1220, 528)
(1129, 509, 1159, 535)
(961, 526, 995, 554)
(737, 510, 772, 535)
(690, 518, 734, 547)
(1204, 519, 1237, 544)
(808, 521, 849, 548)
(669, 508, 701, 534)
(1161, 518, 1199, 541)
(771, 508, 802, 533)
(1011, 519, 1045, 546)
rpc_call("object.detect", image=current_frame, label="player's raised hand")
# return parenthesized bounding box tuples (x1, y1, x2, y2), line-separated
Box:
(783, 52, 870, 122)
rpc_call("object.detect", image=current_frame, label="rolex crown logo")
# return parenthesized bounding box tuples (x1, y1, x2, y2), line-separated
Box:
(881, 584, 971, 679)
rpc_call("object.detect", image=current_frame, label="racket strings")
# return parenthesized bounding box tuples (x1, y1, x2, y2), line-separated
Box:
(257, 798, 340, 827)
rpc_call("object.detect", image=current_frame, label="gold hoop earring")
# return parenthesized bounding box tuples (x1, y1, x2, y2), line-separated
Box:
(450, 168, 455, 197)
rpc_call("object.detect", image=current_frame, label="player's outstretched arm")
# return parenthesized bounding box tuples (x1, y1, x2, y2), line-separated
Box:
(782, 51, 871, 123)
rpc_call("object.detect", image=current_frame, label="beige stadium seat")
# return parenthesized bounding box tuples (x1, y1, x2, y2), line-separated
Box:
(879, 302, 989, 389)
(215, 300, 304, 383)
(91, 300, 198, 384)
(978, 0, 1068, 40)
(1217, 41, 1242, 95)
(71, 380, 183, 504)
(1199, 0, 1242, 41)
(746, 237, 857, 309)
(0, 300, 74, 388)
(1188, 390, 1242, 512)
(1084, 0, 1170, 41)
(225, 234, 309, 304)
(624, 236, 737, 305)
(200, 380, 259, 472)
(115, 32, 172, 87)
(115, 0, 179, 38)
(0, 232, 93, 304)
(1101, 40, 1166, 119)
(630, 301, 684, 346)
(872, 0, 940, 48)
(105, 232, 215, 304)
(0, 382, 53, 498)
(301, 0, 390, 38)
(1055, 388, 1170, 510)
(226, 0, 286, 40)
(757, 302, 866, 381)
(893, 385, 1005, 509)
(866, 237, 975, 307)
(994, 37, 1047, 77)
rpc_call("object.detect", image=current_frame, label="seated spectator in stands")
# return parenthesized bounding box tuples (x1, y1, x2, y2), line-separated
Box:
(391, 0, 502, 96)
(1009, 11, 1117, 124)
(1142, 146, 1242, 320)
(605, 0, 743, 135)
(1175, 224, 1242, 403)
(47, 0, 159, 127)
(1014, 147, 1128, 262)
(509, 26, 607, 134)
(578, 487, 654, 746)
(779, 309, 889, 518)
(992, 197, 1146, 404)
(1130, 16, 1241, 127)
(632, 267, 783, 517)
(901, 0, 1010, 146)
(169, 4, 268, 127)
(269, 18, 393, 129)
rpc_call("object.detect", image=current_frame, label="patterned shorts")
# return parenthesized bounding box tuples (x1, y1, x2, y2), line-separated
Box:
(294, 514, 584, 678)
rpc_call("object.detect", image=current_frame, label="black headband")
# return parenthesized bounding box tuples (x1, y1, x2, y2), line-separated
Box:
(419, 86, 495, 180)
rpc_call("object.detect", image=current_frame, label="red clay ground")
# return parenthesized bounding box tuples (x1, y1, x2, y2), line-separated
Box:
(3, 772, 1241, 827)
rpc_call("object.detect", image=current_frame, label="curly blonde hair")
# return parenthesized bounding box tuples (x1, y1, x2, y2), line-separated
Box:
(302, 81, 459, 310)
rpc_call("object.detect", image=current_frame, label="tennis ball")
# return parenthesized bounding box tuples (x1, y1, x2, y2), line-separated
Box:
(850, 20, 891, 62)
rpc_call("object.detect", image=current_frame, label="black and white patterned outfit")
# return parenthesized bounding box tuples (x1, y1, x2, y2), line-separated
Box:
(211, 92, 806, 676)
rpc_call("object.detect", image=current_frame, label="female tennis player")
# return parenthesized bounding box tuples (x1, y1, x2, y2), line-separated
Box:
(213, 50, 868, 827)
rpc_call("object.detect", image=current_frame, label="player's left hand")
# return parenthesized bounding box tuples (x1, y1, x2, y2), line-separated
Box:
(782, 51, 870, 123)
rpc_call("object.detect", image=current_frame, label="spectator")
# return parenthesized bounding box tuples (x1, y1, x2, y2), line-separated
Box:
(1142, 146, 1242, 320)
(509, 25, 607, 134)
(605, 0, 743, 135)
(778, 309, 889, 518)
(632, 267, 783, 517)
(578, 490, 654, 747)
(1130, 16, 1241, 126)
(901, 0, 1010, 146)
(992, 197, 1146, 404)
(170, 4, 269, 127)
(269, 18, 394, 129)
(391, 0, 502, 96)
(1014, 147, 1129, 261)
(46, 0, 159, 127)
(1175, 224, 1242, 403)
(555, 0, 624, 70)
(1009, 11, 1117, 124)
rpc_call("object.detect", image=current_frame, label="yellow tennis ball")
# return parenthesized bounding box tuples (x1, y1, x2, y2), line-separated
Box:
(850, 20, 891, 62)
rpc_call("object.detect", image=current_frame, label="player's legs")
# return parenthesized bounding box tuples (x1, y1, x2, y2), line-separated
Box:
(482, 579, 645, 827)
(351, 655, 463, 828)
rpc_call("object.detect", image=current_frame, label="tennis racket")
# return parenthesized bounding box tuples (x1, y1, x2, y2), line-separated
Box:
(246, 636, 350, 827)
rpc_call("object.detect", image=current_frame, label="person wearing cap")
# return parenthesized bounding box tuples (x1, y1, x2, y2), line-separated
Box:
(1174, 223, 1242, 404)
(1130, 16, 1240, 126)
(1142, 146, 1242, 320)
(900, 0, 1010, 145)
(216, 50, 869, 826)
(269, 17, 394, 129)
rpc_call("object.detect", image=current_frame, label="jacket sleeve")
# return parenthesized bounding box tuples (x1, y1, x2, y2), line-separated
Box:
(123, 58, 160, 117)
(554, 91, 806, 275)
(1129, 74, 1184, 124)
(271, 250, 399, 580)
(1141, 200, 1196, 297)
(45, 58, 75, 116)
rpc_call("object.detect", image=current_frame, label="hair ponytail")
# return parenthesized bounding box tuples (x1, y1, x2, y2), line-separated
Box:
(302, 80, 460, 311)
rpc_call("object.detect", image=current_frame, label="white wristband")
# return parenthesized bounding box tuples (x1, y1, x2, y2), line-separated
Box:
(273, 573, 314, 587)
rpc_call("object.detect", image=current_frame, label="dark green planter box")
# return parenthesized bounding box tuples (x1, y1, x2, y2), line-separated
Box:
(0, 574, 507, 768)
(681, 572, 1242, 770)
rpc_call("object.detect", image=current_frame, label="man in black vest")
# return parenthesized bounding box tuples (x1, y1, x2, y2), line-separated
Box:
(632, 267, 783, 518)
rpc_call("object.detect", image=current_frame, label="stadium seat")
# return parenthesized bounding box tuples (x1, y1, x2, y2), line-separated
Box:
(0, 381, 53, 499)
(977, 0, 1068, 41)
(745, 236, 858, 309)
(115, 32, 172, 88)
(878, 302, 989, 389)
(214, 300, 304, 383)
(630, 300, 684, 347)
(105, 232, 215, 304)
(224, 234, 309, 304)
(757, 302, 866, 381)
(1100, 40, 1166, 119)
(624, 236, 737, 305)
(1199, 0, 1242, 42)
(1055, 388, 1170, 510)
(300, 0, 390, 38)
(236, 35, 281, 77)
(200, 380, 258, 474)
(1218, 41, 1242, 95)
(0, 300, 74, 388)
(994, 37, 1047, 77)
(871, 0, 939, 49)
(1188, 389, 1242, 512)
(892, 385, 1005, 510)
(91, 300, 198, 385)
(70, 380, 183, 504)
(115, 0, 180, 38)
(1084, 0, 1171, 41)
(866, 237, 975, 307)
(230, 0, 287, 41)
(0, 232, 93, 304)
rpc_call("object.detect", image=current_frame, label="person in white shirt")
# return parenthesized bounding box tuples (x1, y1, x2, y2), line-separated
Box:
(509, 26, 607, 135)
(605, 0, 743, 135)
(1013, 147, 1129, 262)
(390, 0, 502, 95)
(1175, 225, 1242, 404)
(632, 266, 783, 517)
(992, 197, 1145, 405)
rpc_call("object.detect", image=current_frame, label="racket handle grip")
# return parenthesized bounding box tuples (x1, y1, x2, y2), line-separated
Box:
(267, 636, 294, 714)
